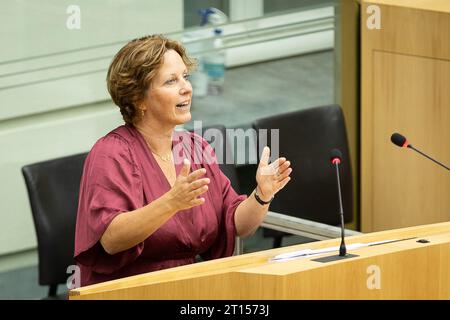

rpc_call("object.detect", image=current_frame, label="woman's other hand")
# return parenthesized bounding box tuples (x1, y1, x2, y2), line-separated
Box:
(165, 159, 210, 211)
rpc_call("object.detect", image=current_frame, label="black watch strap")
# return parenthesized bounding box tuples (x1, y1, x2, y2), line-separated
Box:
(254, 189, 274, 205)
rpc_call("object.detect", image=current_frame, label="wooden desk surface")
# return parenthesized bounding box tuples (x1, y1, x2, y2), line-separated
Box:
(70, 222, 450, 299)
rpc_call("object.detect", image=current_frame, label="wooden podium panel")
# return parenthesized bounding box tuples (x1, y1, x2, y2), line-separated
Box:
(69, 222, 450, 299)
(361, 0, 450, 232)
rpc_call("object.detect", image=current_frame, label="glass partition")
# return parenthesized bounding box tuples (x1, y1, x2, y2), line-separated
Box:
(177, 2, 337, 130)
(0, 0, 338, 123)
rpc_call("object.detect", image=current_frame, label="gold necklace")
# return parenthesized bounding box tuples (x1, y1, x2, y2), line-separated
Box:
(153, 151, 172, 162)
(146, 141, 172, 162)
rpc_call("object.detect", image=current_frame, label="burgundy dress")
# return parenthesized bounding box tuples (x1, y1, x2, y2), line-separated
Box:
(74, 125, 246, 286)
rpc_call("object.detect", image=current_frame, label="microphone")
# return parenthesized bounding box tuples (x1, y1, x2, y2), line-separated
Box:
(330, 148, 347, 256)
(391, 133, 450, 172)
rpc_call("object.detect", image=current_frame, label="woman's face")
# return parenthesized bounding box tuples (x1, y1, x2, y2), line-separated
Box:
(142, 49, 193, 127)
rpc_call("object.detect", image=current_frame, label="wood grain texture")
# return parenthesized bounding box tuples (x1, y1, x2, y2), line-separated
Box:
(69, 222, 450, 299)
(361, 0, 450, 232)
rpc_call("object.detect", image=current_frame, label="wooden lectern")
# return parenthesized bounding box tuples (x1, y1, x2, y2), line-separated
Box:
(69, 222, 450, 299)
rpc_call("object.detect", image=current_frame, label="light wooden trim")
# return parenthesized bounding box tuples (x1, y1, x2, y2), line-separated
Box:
(366, 0, 450, 13)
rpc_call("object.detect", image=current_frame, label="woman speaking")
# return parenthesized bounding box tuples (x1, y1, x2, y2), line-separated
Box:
(74, 35, 292, 286)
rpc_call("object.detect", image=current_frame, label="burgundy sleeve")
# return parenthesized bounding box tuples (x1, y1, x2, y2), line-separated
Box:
(198, 135, 247, 260)
(74, 135, 144, 274)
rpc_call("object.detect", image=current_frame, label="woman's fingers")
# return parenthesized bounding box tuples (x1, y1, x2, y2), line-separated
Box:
(188, 184, 209, 199)
(263, 158, 289, 175)
(174, 173, 210, 207)
(279, 160, 290, 171)
(186, 168, 207, 182)
(179, 159, 191, 177)
(272, 160, 290, 178)
(277, 167, 292, 181)
(270, 157, 286, 167)
(265, 158, 284, 175)
(189, 197, 205, 207)
(263, 159, 290, 180)
(190, 178, 210, 189)
(258, 146, 271, 167)
(170, 165, 210, 210)
(278, 176, 291, 189)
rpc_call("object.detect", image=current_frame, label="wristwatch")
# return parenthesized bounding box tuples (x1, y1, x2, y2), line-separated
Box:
(254, 188, 274, 206)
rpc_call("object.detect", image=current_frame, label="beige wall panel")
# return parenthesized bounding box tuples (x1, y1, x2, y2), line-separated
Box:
(371, 51, 450, 230)
(361, 0, 450, 232)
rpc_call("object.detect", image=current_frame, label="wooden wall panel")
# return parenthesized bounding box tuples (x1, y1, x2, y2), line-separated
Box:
(361, 0, 450, 232)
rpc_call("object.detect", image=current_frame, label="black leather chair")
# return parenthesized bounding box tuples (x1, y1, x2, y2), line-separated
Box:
(252, 105, 353, 248)
(22, 152, 88, 299)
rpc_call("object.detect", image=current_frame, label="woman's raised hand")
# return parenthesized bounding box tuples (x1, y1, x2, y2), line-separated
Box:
(166, 159, 210, 211)
(255, 146, 292, 201)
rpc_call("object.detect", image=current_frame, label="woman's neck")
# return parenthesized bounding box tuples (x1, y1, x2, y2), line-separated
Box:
(134, 121, 174, 155)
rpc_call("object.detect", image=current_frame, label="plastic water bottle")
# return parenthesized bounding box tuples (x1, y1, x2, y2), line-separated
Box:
(204, 28, 226, 95)
(190, 57, 209, 98)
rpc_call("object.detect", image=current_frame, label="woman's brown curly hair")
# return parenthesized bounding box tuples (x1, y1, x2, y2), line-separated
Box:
(106, 35, 196, 125)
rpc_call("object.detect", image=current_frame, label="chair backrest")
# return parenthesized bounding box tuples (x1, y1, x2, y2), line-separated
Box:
(189, 124, 240, 193)
(253, 105, 353, 225)
(22, 153, 88, 290)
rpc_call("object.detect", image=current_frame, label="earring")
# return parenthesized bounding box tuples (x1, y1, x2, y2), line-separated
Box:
(141, 109, 145, 119)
